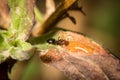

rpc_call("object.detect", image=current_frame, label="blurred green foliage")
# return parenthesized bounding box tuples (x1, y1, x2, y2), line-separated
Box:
(0, 0, 34, 63)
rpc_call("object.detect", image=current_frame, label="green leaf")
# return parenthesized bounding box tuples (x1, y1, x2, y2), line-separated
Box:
(0, 0, 36, 62)
(8, 0, 33, 40)
(29, 30, 59, 51)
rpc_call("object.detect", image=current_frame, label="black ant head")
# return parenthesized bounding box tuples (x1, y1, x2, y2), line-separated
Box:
(47, 38, 56, 44)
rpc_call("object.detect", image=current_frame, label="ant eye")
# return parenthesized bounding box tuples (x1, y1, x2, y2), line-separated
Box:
(47, 38, 56, 44)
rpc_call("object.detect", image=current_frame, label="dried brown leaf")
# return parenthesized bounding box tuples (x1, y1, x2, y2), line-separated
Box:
(40, 31, 120, 80)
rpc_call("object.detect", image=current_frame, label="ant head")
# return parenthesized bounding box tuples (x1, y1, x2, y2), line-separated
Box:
(47, 38, 56, 44)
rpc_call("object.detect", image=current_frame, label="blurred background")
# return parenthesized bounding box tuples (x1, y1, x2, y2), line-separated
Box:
(7, 0, 120, 80)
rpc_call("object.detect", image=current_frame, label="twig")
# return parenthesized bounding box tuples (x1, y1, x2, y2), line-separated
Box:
(0, 0, 10, 29)
(34, 0, 78, 36)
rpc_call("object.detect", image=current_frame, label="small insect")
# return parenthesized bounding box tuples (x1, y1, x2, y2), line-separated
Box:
(47, 38, 69, 46)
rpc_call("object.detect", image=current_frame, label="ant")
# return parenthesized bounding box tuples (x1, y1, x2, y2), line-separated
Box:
(47, 38, 69, 46)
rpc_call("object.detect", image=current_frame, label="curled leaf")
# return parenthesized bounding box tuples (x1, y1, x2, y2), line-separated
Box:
(38, 30, 120, 80)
